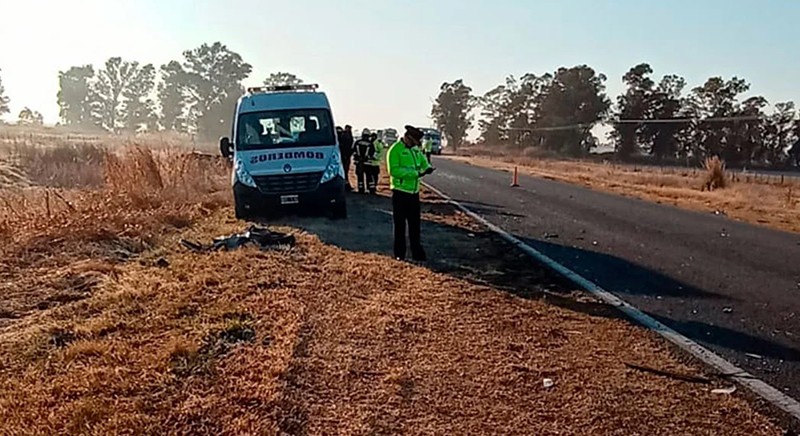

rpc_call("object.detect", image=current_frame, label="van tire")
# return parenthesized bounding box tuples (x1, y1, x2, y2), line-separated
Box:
(234, 196, 250, 221)
(331, 198, 347, 220)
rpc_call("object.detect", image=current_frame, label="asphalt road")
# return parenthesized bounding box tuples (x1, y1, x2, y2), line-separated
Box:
(427, 157, 800, 400)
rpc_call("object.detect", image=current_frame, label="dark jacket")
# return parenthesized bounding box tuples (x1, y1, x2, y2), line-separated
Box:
(340, 130, 354, 157)
(354, 138, 377, 165)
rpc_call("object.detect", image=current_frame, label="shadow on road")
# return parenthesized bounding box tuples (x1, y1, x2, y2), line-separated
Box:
(266, 191, 800, 365)
(272, 192, 623, 322)
(448, 198, 527, 219)
(648, 314, 800, 363)
(519, 238, 729, 300)
(516, 237, 800, 363)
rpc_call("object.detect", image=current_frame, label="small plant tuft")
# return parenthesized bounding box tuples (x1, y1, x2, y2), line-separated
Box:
(702, 156, 727, 191)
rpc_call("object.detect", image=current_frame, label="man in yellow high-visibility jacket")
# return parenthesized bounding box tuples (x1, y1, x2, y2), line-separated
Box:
(422, 134, 434, 161)
(386, 125, 434, 261)
(368, 132, 385, 194)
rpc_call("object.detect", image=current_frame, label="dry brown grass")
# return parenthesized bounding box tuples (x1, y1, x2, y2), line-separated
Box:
(0, 142, 230, 321)
(703, 156, 728, 191)
(0, 134, 787, 434)
(0, 206, 785, 435)
(452, 150, 800, 234)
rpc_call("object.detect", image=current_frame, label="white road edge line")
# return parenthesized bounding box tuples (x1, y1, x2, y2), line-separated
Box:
(423, 181, 800, 422)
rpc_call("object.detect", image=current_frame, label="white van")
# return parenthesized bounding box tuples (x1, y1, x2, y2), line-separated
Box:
(220, 84, 347, 219)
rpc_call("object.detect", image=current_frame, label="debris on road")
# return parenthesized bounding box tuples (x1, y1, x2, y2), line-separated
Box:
(181, 226, 295, 252)
(624, 362, 711, 384)
(723, 307, 734, 314)
(746, 353, 764, 360)
(543, 232, 559, 239)
(543, 378, 555, 389)
(712, 386, 738, 395)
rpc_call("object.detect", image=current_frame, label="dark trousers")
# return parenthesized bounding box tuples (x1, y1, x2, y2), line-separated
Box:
(366, 165, 379, 193)
(392, 190, 425, 261)
(342, 154, 352, 188)
(356, 164, 380, 193)
(355, 163, 368, 193)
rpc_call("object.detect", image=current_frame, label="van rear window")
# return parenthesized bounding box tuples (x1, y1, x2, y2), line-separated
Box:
(237, 109, 335, 150)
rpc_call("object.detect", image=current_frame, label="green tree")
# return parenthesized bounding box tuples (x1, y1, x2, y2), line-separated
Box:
(121, 63, 158, 132)
(725, 96, 767, 166)
(537, 66, 610, 156)
(57, 65, 99, 128)
(687, 77, 750, 160)
(646, 74, 689, 161)
(158, 61, 189, 132)
(612, 63, 655, 159)
(762, 102, 796, 165)
(263, 72, 304, 87)
(478, 74, 552, 148)
(0, 68, 9, 119)
(180, 42, 253, 141)
(93, 57, 141, 132)
(17, 107, 44, 126)
(478, 83, 509, 145)
(431, 79, 475, 150)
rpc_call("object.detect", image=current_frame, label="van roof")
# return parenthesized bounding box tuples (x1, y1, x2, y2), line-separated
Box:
(238, 89, 331, 114)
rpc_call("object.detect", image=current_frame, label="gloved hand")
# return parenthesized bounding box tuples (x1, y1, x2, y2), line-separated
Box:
(421, 167, 435, 176)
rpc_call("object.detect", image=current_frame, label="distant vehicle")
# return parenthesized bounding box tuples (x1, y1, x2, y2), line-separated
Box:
(219, 84, 347, 220)
(383, 128, 398, 145)
(421, 128, 444, 154)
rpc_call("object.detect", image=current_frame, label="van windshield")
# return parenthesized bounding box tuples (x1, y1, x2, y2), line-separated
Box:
(236, 109, 335, 150)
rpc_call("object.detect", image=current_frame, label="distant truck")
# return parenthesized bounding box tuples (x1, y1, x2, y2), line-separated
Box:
(219, 84, 347, 220)
(421, 128, 444, 154)
(382, 128, 399, 145)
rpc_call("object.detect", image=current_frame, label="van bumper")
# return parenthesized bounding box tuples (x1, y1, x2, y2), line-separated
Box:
(234, 176, 345, 216)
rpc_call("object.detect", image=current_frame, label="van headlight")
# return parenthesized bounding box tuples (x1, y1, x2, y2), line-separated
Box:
(320, 148, 345, 184)
(234, 158, 257, 188)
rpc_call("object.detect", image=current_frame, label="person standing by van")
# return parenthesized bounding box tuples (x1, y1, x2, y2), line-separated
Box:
(340, 125, 355, 191)
(386, 125, 434, 261)
(368, 132, 385, 194)
(354, 130, 375, 194)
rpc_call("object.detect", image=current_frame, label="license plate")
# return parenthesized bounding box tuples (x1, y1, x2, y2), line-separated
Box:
(280, 195, 299, 205)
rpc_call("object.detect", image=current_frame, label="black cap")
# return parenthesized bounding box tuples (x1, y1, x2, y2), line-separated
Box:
(404, 125, 424, 142)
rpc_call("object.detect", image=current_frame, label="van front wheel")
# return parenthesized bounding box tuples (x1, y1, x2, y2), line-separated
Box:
(234, 195, 250, 221)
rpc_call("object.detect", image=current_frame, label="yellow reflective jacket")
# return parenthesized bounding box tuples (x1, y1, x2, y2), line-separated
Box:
(387, 141, 431, 194)
(371, 139, 385, 166)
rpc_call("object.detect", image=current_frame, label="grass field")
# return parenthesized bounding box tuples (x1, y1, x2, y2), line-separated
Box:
(0, 129, 789, 435)
(453, 145, 800, 234)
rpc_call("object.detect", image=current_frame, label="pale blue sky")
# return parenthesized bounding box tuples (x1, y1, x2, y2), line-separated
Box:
(1, 0, 798, 131)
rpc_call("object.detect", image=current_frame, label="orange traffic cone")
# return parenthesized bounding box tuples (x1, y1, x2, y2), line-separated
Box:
(511, 166, 520, 187)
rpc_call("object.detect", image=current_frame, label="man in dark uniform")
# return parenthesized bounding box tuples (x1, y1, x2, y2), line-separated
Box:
(353, 130, 376, 194)
(340, 125, 355, 191)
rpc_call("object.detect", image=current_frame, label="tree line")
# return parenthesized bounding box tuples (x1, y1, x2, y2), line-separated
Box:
(432, 63, 800, 167)
(0, 43, 306, 142)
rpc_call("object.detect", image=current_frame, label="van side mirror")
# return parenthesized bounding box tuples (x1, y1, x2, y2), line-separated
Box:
(219, 137, 232, 159)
